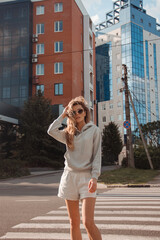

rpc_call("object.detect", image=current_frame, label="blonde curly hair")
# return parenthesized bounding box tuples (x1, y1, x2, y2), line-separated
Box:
(64, 96, 90, 150)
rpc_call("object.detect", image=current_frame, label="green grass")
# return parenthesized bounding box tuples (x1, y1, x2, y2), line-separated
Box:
(99, 167, 159, 185)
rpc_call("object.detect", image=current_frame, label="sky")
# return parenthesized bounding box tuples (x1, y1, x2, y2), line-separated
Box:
(81, 0, 160, 25)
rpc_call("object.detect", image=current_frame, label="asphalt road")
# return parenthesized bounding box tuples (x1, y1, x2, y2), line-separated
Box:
(0, 171, 65, 237)
(1, 169, 160, 240)
(0, 170, 108, 238)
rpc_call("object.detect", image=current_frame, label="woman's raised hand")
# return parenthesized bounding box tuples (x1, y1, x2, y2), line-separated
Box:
(62, 106, 69, 119)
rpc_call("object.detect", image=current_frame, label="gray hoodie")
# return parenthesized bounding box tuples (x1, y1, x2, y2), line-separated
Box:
(47, 114, 101, 179)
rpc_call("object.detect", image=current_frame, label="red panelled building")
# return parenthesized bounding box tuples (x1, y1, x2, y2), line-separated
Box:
(32, 0, 96, 122)
(0, 0, 96, 123)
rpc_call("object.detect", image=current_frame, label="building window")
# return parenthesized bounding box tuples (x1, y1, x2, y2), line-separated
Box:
(90, 53, 93, 66)
(117, 77, 121, 83)
(4, 46, 11, 57)
(55, 83, 63, 95)
(119, 127, 122, 133)
(54, 21, 63, 32)
(3, 87, 10, 98)
(109, 104, 113, 109)
(117, 101, 122, 107)
(118, 114, 122, 120)
(21, 27, 27, 37)
(116, 53, 120, 60)
(54, 62, 63, 74)
(140, 18, 143, 23)
(3, 67, 11, 78)
(36, 6, 44, 15)
(36, 85, 44, 95)
(116, 65, 120, 71)
(54, 3, 63, 12)
(149, 23, 151, 27)
(90, 72, 93, 84)
(36, 24, 44, 34)
(20, 46, 27, 58)
(20, 64, 27, 78)
(36, 64, 44, 75)
(54, 41, 63, 52)
(132, 14, 135, 19)
(89, 35, 93, 48)
(102, 116, 106, 122)
(4, 9, 12, 19)
(36, 44, 44, 54)
(117, 89, 121, 95)
(20, 86, 27, 97)
(89, 18, 92, 30)
(20, 7, 27, 18)
(102, 104, 106, 110)
(110, 115, 114, 121)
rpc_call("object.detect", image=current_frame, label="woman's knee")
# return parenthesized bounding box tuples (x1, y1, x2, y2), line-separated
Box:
(69, 217, 81, 229)
(82, 218, 95, 231)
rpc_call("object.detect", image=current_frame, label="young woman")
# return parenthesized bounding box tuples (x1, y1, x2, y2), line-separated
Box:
(47, 96, 102, 240)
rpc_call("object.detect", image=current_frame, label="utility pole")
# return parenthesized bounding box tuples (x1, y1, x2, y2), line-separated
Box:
(128, 91, 154, 170)
(121, 64, 135, 168)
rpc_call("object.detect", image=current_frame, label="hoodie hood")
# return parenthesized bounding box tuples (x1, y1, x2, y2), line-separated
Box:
(75, 122, 94, 135)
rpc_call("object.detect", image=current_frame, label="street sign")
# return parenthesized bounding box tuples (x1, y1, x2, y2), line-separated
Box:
(123, 120, 131, 129)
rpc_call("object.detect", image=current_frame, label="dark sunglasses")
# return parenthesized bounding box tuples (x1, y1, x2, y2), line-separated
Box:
(72, 109, 84, 116)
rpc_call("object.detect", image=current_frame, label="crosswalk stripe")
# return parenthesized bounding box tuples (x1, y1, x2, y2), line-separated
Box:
(96, 198, 160, 201)
(47, 210, 160, 215)
(60, 205, 160, 209)
(31, 215, 160, 222)
(12, 223, 160, 231)
(1, 232, 160, 240)
(1, 188, 160, 240)
(90, 201, 160, 205)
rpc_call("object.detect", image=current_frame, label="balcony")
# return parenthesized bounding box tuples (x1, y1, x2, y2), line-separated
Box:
(32, 34, 38, 43)
(32, 76, 39, 85)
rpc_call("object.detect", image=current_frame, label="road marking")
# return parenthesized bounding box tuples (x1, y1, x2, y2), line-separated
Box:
(12, 223, 160, 231)
(31, 215, 160, 222)
(47, 210, 160, 215)
(93, 201, 160, 205)
(60, 205, 160, 209)
(96, 198, 160, 201)
(2, 188, 160, 240)
(1, 232, 160, 240)
(15, 200, 49, 202)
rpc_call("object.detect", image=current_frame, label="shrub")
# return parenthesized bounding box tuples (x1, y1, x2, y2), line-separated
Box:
(0, 159, 30, 179)
(134, 146, 160, 170)
(26, 155, 64, 169)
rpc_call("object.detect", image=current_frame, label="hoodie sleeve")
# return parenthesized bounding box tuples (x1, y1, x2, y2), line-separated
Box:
(47, 114, 66, 144)
(91, 127, 102, 180)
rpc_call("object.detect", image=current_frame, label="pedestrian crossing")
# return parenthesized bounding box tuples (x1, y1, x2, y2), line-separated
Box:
(1, 187, 160, 240)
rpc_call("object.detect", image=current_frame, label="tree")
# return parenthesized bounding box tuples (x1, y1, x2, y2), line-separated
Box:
(140, 121, 160, 147)
(0, 121, 18, 160)
(133, 121, 160, 169)
(102, 122, 123, 165)
(18, 91, 65, 168)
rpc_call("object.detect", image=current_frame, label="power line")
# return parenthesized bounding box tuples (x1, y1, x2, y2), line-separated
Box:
(129, 88, 159, 119)
(0, 34, 160, 57)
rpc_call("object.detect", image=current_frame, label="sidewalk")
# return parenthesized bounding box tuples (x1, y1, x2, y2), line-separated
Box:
(28, 167, 160, 188)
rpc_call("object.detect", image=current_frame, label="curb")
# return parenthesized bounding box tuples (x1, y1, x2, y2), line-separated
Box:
(98, 182, 160, 188)
(0, 170, 63, 182)
(23, 170, 63, 179)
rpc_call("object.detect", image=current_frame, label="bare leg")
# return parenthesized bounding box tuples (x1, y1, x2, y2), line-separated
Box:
(65, 200, 82, 240)
(81, 197, 102, 240)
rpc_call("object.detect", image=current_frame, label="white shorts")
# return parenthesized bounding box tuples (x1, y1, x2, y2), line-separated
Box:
(58, 170, 97, 200)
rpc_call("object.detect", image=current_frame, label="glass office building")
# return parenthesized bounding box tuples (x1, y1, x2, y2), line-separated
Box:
(96, 42, 112, 102)
(0, 0, 32, 107)
(96, 0, 160, 134)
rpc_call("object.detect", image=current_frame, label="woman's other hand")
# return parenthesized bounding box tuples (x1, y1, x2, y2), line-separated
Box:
(88, 178, 97, 193)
